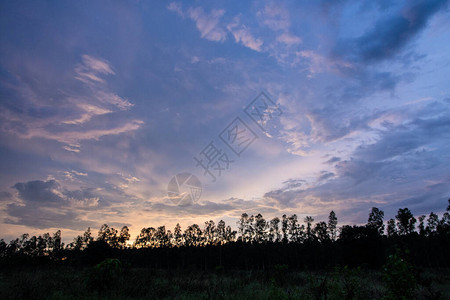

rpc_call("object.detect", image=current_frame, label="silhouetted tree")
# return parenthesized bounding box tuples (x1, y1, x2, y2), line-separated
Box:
(118, 226, 130, 248)
(0, 239, 6, 257)
(155, 226, 169, 247)
(135, 227, 156, 248)
(288, 214, 303, 243)
(387, 218, 397, 237)
(36, 234, 48, 256)
(314, 221, 329, 243)
(23, 235, 37, 256)
(19, 234, 29, 252)
(53, 230, 62, 252)
(98, 224, 119, 247)
(225, 225, 236, 243)
(3, 201, 450, 274)
(203, 220, 216, 245)
(254, 214, 267, 243)
(304, 216, 314, 241)
(367, 207, 384, 236)
(184, 224, 203, 247)
(237, 213, 253, 243)
(7, 238, 19, 255)
(268, 217, 280, 242)
(426, 212, 439, 235)
(83, 227, 94, 247)
(396, 208, 416, 235)
(418, 215, 426, 236)
(281, 214, 289, 243)
(216, 220, 226, 245)
(440, 202, 450, 235)
(328, 211, 338, 241)
(173, 223, 183, 246)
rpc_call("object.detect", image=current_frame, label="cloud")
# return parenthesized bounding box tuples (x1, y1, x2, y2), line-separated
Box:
(257, 2, 291, 31)
(23, 119, 143, 146)
(3, 179, 105, 229)
(187, 7, 227, 42)
(63, 170, 84, 181)
(11, 180, 100, 208)
(3, 177, 142, 230)
(146, 196, 280, 219)
(168, 3, 227, 42)
(74, 54, 115, 84)
(167, 2, 184, 17)
(262, 100, 450, 222)
(62, 103, 112, 125)
(13, 180, 63, 204)
(277, 32, 302, 45)
(296, 50, 353, 76)
(325, 157, 341, 164)
(254, 2, 304, 64)
(336, 0, 449, 62)
(0, 54, 142, 151)
(354, 107, 450, 162)
(318, 171, 335, 182)
(227, 17, 263, 52)
(4, 205, 94, 230)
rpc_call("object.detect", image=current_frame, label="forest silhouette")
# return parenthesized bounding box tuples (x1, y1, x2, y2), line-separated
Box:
(1, 200, 449, 268)
(1, 200, 449, 299)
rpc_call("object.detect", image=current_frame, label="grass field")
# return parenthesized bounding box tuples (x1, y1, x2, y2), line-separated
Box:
(1, 264, 449, 299)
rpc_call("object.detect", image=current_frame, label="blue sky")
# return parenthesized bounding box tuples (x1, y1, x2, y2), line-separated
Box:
(1, 0, 449, 242)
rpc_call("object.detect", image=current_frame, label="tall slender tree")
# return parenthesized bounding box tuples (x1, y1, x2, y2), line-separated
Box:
(328, 211, 338, 240)
(387, 218, 397, 237)
(418, 215, 426, 236)
(254, 214, 267, 243)
(216, 220, 226, 245)
(426, 212, 439, 235)
(173, 223, 183, 247)
(268, 217, 280, 242)
(314, 221, 329, 243)
(367, 207, 385, 236)
(281, 214, 289, 243)
(396, 208, 416, 235)
(304, 216, 314, 241)
(118, 226, 130, 248)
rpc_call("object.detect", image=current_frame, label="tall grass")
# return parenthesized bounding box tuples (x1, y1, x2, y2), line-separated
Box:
(0, 263, 448, 299)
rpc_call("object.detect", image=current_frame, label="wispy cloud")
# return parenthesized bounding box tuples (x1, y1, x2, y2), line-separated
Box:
(227, 17, 263, 51)
(257, 2, 291, 31)
(276, 32, 302, 45)
(335, 0, 449, 63)
(168, 2, 227, 42)
(167, 2, 184, 17)
(188, 7, 227, 42)
(296, 50, 353, 76)
(0, 54, 141, 152)
(74, 54, 115, 84)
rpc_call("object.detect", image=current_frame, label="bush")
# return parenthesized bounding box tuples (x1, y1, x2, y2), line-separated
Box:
(86, 258, 122, 291)
(383, 253, 416, 299)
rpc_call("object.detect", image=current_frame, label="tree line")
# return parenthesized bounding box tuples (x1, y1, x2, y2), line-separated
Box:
(1, 200, 449, 270)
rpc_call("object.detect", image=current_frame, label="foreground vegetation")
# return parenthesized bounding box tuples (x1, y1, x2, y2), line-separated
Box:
(0, 201, 449, 299)
(1, 263, 449, 299)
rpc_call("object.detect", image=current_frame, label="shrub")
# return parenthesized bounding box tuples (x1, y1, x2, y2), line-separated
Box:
(86, 258, 123, 291)
(383, 253, 416, 299)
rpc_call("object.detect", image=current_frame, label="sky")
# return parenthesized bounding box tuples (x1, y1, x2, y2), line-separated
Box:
(1, 0, 449, 243)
